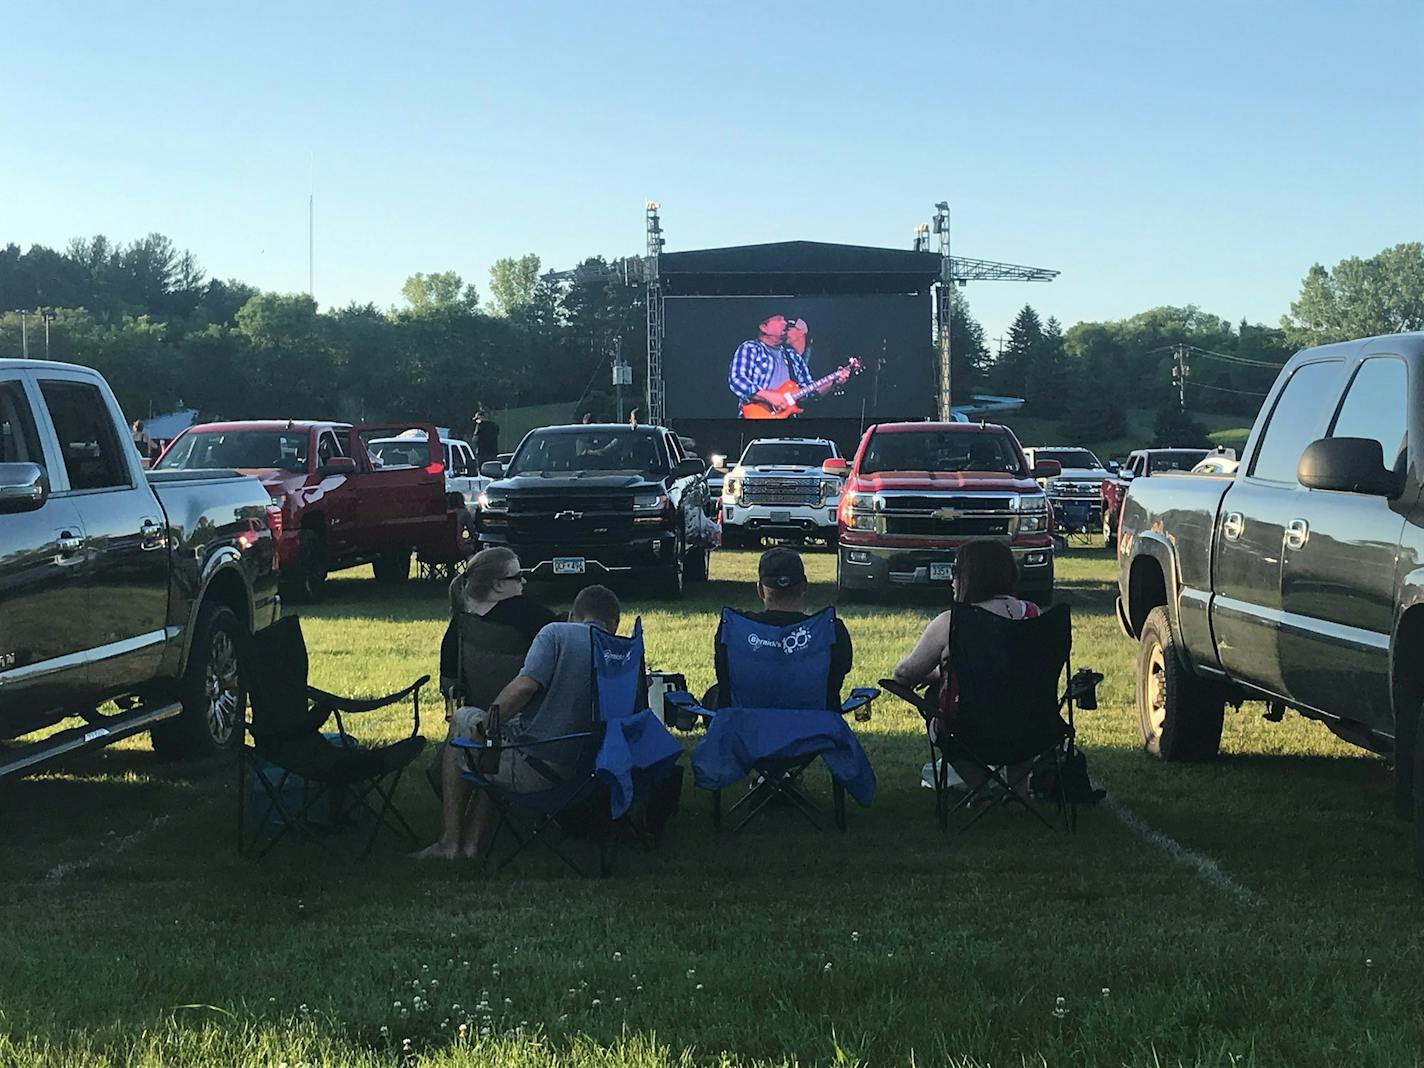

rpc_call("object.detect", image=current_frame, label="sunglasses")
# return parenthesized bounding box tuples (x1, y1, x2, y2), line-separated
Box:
(499, 572, 526, 583)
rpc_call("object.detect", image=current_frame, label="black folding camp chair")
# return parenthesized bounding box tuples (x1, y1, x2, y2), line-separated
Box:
(237, 616, 429, 859)
(453, 620, 682, 876)
(881, 604, 1096, 834)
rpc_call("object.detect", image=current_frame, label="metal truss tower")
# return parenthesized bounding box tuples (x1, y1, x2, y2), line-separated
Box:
(644, 203, 666, 425)
(925, 201, 1059, 419)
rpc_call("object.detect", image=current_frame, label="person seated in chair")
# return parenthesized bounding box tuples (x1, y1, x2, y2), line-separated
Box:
(892, 539, 1040, 796)
(709, 547, 852, 711)
(416, 584, 622, 861)
(438, 547, 557, 696)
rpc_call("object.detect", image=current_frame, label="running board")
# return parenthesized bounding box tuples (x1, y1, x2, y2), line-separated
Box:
(0, 701, 182, 781)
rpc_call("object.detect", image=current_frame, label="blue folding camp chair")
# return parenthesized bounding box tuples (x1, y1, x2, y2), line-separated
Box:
(451, 619, 682, 876)
(666, 607, 878, 832)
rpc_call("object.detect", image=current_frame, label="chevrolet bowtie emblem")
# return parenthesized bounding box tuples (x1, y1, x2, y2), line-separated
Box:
(931, 507, 961, 521)
(554, 510, 583, 521)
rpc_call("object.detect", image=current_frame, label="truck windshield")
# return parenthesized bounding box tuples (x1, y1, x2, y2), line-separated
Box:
(1153, 450, 1209, 473)
(860, 431, 1024, 476)
(1034, 448, 1102, 470)
(508, 431, 666, 476)
(156, 431, 309, 473)
(739, 442, 834, 467)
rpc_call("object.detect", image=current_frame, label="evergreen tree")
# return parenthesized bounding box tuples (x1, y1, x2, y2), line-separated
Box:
(989, 304, 1043, 398)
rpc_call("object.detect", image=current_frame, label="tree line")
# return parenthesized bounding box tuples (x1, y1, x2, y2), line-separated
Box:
(2, 234, 1419, 447)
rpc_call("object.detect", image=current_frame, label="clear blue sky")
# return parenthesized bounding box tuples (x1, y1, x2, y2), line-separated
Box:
(5, 0, 1421, 343)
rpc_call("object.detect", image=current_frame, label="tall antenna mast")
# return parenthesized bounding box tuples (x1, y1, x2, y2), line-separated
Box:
(308, 154, 315, 299)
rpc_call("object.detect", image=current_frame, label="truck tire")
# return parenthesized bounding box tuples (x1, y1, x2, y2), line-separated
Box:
(283, 529, 328, 603)
(1413, 711, 1424, 880)
(658, 542, 686, 599)
(150, 602, 247, 759)
(373, 547, 412, 584)
(1136, 606, 1224, 761)
(686, 544, 710, 583)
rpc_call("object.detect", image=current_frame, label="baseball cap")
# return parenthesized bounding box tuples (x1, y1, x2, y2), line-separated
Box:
(758, 547, 806, 590)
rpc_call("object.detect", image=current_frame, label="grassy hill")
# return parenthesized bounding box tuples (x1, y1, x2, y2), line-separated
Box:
(992, 407, 1254, 462)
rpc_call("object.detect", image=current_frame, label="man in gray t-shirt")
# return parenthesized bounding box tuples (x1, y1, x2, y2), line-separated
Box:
(415, 584, 622, 861)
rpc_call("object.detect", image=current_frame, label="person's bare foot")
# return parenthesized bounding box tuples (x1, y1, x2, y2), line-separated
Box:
(411, 842, 460, 861)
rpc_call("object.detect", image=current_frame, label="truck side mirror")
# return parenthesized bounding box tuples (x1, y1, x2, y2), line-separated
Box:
(0, 463, 49, 514)
(673, 457, 705, 479)
(1298, 437, 1400, 497)
(317, 456, 357, 477)
(480, 461, 506, 479)
(821, 457, 850, 476)
(1118, 468, 1135, 482)
(1032, 459, 1061, 479)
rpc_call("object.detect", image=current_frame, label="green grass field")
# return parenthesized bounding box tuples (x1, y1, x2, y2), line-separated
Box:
(3, 550, 1421, 1067)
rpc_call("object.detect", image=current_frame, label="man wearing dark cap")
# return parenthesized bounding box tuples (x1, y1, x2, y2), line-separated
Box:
(710, 547, 854, 711)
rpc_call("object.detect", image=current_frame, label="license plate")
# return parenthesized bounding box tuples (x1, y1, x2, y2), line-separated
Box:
(552, 557, 585, 575)
(930, 562, 954, 581)
(771, 510, 790, 523)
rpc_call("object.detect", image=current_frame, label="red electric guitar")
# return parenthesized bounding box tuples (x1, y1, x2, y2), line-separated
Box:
(739, 358, 864, 420)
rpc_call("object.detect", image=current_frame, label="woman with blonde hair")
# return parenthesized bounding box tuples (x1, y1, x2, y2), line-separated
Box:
(438, 547, 556, 696)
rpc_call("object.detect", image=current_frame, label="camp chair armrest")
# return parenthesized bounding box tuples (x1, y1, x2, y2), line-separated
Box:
(665, 690, 715, 719)
(840, 686, 880, 717)
(877, 677, 935, 718)
(307, 675, 430, 714)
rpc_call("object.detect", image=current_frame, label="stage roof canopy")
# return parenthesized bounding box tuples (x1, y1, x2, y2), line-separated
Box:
(657, 240, 942, 296)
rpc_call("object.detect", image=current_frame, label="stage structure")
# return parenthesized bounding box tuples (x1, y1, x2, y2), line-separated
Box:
(643, 203, 1057, 429)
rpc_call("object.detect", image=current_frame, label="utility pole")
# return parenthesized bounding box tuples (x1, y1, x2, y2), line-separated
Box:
(1170, 343, 1189, 411)
(19, 311, 28, 358)
(42, 311, 53, 359)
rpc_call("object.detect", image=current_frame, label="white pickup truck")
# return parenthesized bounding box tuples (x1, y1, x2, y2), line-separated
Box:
(720, 437, 844, 549)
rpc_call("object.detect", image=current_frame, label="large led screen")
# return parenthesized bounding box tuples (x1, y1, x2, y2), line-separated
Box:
(662, 294, 933, 420)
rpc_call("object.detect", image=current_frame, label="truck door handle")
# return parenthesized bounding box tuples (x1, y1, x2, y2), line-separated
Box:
(1285, 518, 1310, 551)
(56, 533, 85, 556)
(1222, 512, 1244, 541)
(140, 518, 168, 550)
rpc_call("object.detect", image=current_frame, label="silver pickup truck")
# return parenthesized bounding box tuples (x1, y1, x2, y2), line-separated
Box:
(1, 360, 280, 779)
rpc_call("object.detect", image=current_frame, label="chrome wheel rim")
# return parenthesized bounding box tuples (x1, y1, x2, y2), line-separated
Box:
(205, 630, 242, 745)
(1146, 643, 1167, 745)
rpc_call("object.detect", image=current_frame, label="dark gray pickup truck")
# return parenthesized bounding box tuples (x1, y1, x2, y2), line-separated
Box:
(1, 360, 280, 779)
(1116, 332, 1424, 873)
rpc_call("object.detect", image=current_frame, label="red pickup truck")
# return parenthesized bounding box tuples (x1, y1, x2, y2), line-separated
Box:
(825, 421, 1059, 604)
(155, 420, 452, 599)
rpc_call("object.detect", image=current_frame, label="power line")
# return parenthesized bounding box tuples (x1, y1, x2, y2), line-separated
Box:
(1188, 380, 1269, 398)
(1184, 344, 1284, 368)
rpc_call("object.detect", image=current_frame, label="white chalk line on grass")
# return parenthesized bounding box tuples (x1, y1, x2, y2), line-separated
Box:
(1102, 792, 1264, 908)
(44, 814, 171, 883)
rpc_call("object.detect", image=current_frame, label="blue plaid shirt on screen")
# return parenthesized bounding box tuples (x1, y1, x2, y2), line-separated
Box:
(727, 340, 814, 404)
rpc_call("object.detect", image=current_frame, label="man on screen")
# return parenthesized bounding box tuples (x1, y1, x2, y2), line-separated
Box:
(727, 314, 848, 418)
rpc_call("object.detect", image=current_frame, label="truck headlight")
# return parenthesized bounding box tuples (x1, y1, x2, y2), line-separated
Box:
(723, 475, 743, 503)
(477, 490, 509, 514)
(819, 478, 841, 504)
(634, 492, 670, 524)
(1019, 514, 1048, 532)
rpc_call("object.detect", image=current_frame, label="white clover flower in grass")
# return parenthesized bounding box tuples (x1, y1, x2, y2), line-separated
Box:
(393, 1001, 402, 1010)
(421, 964, 429, 972)
(695, 983, 704, 991)
(429, 979, 439, 990)
(686, 968, 696, 979)
(592, 999, 602, 1008)
(452, 1004, 462, 1014)
(612, 951, 622, 962)
(824, 962, 833, 973)
(1102, 988, 1111, 998)
(504, 998, 513, 1009)
(379, 1026, 388, 1037)
(1053, 996, 1069, 1020)
(636, 985, 643, 993)
(1366, 958, 1374, 968)
(851, 931, 860, 943)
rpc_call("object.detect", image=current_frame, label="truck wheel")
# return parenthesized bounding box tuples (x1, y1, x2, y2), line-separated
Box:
(283, 529, 328, 603)
(1413, 710, 1424, 880)
(151, 602, 247, 759)
(686, 545, 710, 583)
(373, 547, 412, 584)
(659, 543, 686, 599)
(1136, 606, 1224, 761)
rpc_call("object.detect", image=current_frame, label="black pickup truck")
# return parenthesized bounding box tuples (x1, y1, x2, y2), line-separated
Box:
(1, 360, 280, 779)
(1115, 332, 1424, 872)
(475, 423, 710, 597)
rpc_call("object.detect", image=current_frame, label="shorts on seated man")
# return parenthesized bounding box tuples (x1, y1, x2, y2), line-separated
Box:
(415, 584, 622, 861)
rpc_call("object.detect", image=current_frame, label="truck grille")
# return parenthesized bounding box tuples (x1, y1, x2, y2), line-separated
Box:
(507, 495, 636, 544)
(872, 492, 1016, 540)
(884, 515, 1011, 537)
(742, 478, 821, 506)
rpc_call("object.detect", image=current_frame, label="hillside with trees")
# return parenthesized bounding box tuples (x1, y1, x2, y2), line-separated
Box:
(2, 236, 1419, 438)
